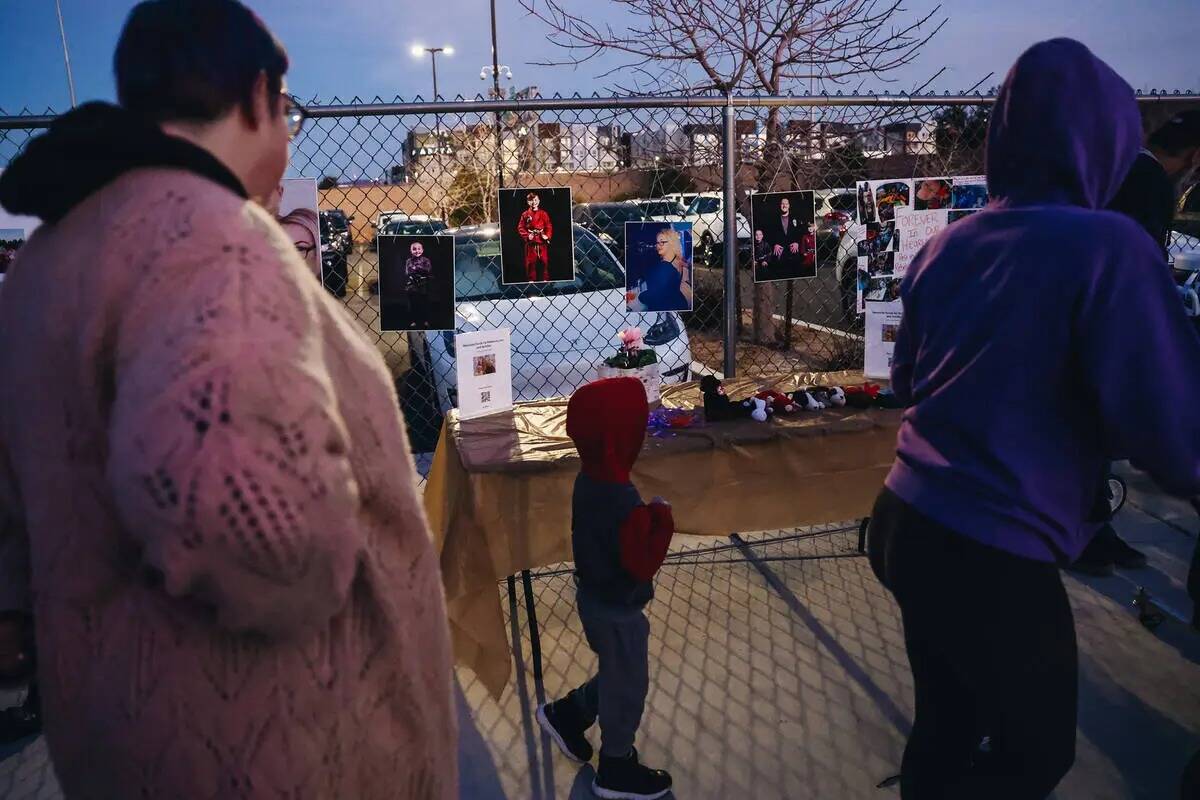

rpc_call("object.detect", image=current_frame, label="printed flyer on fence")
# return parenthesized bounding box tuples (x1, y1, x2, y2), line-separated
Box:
(865, 301, 904, 379)
(455, 329, 514, 420)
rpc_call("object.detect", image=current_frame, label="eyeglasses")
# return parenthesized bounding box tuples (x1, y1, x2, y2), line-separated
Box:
(283, 94, 309, 140)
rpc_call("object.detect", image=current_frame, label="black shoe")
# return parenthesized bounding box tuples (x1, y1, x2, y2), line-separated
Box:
(593, 748, 672, 800)
(1108, 533, 1148, 569)
(1069, 534, 1116, 577)
(537, 701, 593, 763)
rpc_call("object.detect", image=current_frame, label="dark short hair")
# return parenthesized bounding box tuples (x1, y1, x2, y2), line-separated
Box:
(526, 192, 539, 200)
(1148, 110, 1200, 155)
(115, 0, 289, 124)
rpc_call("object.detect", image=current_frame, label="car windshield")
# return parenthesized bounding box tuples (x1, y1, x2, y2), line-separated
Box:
(454, 226, 625, 302)
(689, 197, 720, 214)
(640, 201, 686, 217)
(384, 219, 447, 236)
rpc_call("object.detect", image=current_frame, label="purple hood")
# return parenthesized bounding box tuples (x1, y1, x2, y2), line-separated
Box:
(886, 40, 1200, 563)
(986, 38, 1142, 210)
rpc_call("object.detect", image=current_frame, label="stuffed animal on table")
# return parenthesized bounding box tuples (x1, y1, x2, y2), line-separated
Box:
(741, 396, 770, 422)
(699, 376, 765, 422)
(809, 388, 832, 409)
(789, 389, 822, 411)
(843, 383, 882, 409)
(755, 389, 796, 415)
(825, 387, 847, 408)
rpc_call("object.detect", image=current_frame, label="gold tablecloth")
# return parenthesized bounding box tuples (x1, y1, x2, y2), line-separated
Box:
(423, 372, 901, 698)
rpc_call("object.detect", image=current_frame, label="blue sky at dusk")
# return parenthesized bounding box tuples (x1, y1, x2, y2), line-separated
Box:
(1, 0, 1198, 113)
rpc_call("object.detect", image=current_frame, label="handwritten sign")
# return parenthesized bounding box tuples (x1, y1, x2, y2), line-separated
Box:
(894, 208, 948, 274)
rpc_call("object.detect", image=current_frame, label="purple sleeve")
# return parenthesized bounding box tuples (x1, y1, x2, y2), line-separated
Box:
(1077, 237, 1200, 495)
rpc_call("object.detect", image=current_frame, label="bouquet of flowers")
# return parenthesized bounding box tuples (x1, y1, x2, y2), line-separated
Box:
(598, 328, 662, 403)
(604, 328, 659, 370)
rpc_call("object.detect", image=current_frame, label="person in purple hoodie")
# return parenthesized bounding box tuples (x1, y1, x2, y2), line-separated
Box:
(866, 39, 1200, 799)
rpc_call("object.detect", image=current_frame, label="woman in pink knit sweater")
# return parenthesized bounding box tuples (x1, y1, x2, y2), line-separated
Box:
(0, 2, 455, 797)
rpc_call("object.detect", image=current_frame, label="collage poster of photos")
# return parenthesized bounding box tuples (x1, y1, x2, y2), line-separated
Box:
(856, 175, 988, 312)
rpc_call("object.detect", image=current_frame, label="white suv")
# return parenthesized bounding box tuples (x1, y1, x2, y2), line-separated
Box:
(683, 192, 752, 266)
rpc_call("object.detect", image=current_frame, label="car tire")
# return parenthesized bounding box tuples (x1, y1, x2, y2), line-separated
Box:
(397, 342, 445, 454)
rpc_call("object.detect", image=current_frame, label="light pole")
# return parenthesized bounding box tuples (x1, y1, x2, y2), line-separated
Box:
(411, 44, 453, 101)
(412, 44, 454, 167)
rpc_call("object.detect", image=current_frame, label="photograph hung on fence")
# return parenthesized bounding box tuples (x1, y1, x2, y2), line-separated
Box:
(951, 175, 989, 209)
(750, 190, 818, 282)
(498, 186, 575, 284)
(378, 234, 456, 332)
(858, 179, 914, 225)
(913, 177, 952, 210)
(857, 234, 901, 313)
(624, 221, 694, 313)
(263, 178, 320, 279)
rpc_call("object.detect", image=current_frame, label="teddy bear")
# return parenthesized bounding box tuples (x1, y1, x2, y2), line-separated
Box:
(789, 389, 823, 411)
(755, 389, 796, 414)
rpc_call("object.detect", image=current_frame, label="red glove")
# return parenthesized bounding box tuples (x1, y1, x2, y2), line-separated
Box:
(619, 500, 675, 581)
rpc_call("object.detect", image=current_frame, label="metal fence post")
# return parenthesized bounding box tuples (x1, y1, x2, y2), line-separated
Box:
(721, 93, 739, 379)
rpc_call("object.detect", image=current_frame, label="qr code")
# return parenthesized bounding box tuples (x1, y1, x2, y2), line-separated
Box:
(480, 391, 491, 403)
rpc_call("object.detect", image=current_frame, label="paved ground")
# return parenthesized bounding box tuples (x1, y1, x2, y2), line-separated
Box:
(3, 470, 1199, 799)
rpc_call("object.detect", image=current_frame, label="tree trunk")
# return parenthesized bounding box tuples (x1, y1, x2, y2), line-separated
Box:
(750, 107, 783, 346)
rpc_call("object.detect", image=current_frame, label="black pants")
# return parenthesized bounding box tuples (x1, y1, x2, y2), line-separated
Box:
(868, 489, 1077, 799)
(560, 596, 651, 757)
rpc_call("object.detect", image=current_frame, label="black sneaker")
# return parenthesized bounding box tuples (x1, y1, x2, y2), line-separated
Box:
(537, 701, 593, 763)
(1069, 534, 1116, 577)
(593, 748, 672, 800)
(1107, 533, 1148, 569)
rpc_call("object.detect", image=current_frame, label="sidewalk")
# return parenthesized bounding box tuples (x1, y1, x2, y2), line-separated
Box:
(3, 475, 1199, 799)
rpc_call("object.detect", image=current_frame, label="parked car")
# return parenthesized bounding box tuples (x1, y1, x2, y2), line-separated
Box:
(633, 199, 689, 221)
(370, 213, 446, 251)
(572, 202, 649, 260)
(400, 224, 693, 448)
(663, 192, 699, 208)
(682, 192, 752, 266)
(815, 189, 859, 234)
(319, 210, 351, 298)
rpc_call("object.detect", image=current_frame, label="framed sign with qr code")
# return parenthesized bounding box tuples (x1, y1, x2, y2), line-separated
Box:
(455, 329, 513, 420)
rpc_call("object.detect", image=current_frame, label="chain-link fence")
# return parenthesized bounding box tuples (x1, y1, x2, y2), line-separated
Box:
(3, 92, 1197, 457)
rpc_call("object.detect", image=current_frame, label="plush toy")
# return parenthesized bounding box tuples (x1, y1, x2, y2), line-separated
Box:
(809, 388, 832, 409)
(826, 387, 847, 408)
(874, 388, 906, 409)
(755, 389, 796, 414)
(742, 396, 770, 422)
(842, 383, 882, 409)
(700, 376, 745, 421)
(789, 389, 822, 411)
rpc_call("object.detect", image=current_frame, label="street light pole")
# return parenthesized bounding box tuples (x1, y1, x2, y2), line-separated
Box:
(489, 0, 505, 193)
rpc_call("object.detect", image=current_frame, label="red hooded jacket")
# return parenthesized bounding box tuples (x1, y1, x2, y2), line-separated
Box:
(567, 378, 674, 596)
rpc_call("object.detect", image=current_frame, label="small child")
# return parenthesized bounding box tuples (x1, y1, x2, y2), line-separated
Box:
(538, 377, 675, 800)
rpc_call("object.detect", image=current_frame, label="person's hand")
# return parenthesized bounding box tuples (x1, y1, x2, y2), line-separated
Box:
(789, 242, 800, 254)
(772, 245, 784, 258)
